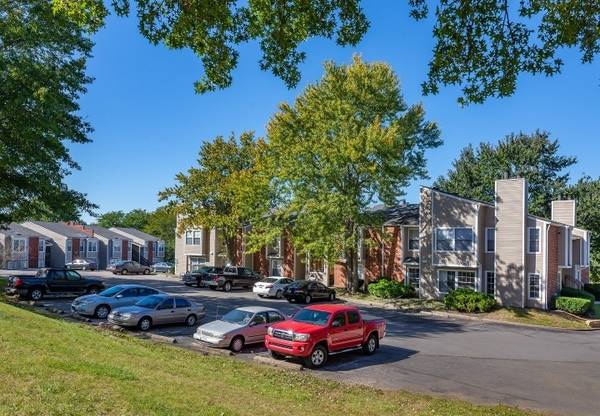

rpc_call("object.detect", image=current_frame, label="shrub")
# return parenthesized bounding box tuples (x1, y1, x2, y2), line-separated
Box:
(560, 287, 595, 307)
(367, 279, 416, 299)
(583, 283, 600, 301)
(443, 288, 497, 313)
(555, 296, 592, 316)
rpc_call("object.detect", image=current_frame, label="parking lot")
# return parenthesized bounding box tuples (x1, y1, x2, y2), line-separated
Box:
(5, 269, 600, 416)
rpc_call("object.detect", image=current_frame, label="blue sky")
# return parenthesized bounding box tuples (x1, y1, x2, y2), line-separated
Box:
(69, 1, 600, 222)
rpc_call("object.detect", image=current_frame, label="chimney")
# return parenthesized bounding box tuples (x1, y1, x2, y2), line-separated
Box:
(551, 200, 576, 226)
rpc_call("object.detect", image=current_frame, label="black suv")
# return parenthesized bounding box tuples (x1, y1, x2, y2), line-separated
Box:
(282, 280, 336, 304)
(206, 266, 262, 292)
(5, 268, 105, 301)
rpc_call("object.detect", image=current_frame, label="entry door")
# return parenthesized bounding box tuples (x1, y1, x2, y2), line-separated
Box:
(329, 313, 348, 351)
(155, 298, 176, 324)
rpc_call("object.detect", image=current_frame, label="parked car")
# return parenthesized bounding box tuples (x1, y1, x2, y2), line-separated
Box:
(253, 277, 293, 299)
(71, 284, 163, 319)
(65, 258, 97, 271)
(151, 262, 174, 273)
(4, 268, 104, 301)
(282, 280, 336, 303)
(182, 266, 224, 288)
(205, 266, 262, 292)
(265, 304, 386, 368)
(108, 260, 151, 275)
(108, 294, 204, 331)
(194, 306, 287, 352)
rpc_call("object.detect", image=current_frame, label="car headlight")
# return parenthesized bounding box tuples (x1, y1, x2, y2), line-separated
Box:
(293, 333, 309, 342)
(267, 327, 274, 336)
(120, 313, 132, 319)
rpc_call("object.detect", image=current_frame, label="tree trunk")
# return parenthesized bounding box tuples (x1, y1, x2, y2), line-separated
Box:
(344, 221, 359, 292)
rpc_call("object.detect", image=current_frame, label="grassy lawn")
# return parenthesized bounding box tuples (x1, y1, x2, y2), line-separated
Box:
(482, 308, 590, 330)
(0, 302, 543, 416)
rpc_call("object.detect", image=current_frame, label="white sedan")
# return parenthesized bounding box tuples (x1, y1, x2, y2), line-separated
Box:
(253, 277, 294, 299)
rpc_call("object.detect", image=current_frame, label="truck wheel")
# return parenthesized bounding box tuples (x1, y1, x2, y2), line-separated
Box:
(185, 314, 197, 327)
(362, 333, 378, 355)
(275, 290, 283, 299)
(223, 281, 232, 292)
(138, 317, 152, 331)
(305, 344, 327, 368)
(121, 269, 128, 275)
(230, 336, 244, 352)
(29, 288, 44, 301)
(94, 304, 111, 319)
(87, 286, 100, 295)
(304, 295, 312, 304)
(270, 350, 285, 360)
(143, 269, 150, 275)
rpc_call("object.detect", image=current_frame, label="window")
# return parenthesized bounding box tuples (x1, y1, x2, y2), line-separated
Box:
(175, 298, 191, 308)
(485, 229, 495, 252)
(113, 240, 121, 257)
(438, 270, 477, 293)
(455, 228, 474, 251)
(251, 313, 267, 325)
(486, 271, 495, 296)
(457, 271, 476, 289)
(79, 239, 85, 253)
(66, 271, 81, 281)
(139, 288, 159, 296)
(435, 229, 454, 251)
(185, 230, 201, 245)
(158, 299, 174, 310)
(347, 311, 360, 324)
(66, 240, 72, 253)
(331, 313, 346, 328)
(528, 228, 540, 253)
(438, 271, 456, 292)
(529, 273, 541, 299)
(268, 311, 285, 323)
(407, 267, 420, 288)
(269, 259, 282, 276)
(188, 256, 207, 272)
(38, 240, 45, 253)
(87, 240, 97, 253)
(408, 228, 419, 251)
(121, 288, 139, 297)
(12, 239, 25, 253)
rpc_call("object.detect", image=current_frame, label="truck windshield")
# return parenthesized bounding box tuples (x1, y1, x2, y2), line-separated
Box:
(292, 309, 331, 326)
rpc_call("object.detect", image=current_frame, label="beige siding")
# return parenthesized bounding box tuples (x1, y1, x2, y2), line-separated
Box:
(495, 179, 527, 308)
(525, 217, 546, 308)
(551, 200, 576, 226)
(479, 205, 496, 278)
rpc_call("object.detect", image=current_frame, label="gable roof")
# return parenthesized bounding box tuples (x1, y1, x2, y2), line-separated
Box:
(110, 227, 160, 242)
(368, 203, 420, 226)
(25, 221, 89, 238)
(0, 223, 44, 238)
(86, 225, 128, 240)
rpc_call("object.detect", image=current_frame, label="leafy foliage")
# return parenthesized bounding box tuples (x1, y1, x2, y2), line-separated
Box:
(367, 279, 416, 299)
(583, 284, 600, 301)
(434, 132, 576, 218)
(52, 0, 368, 93)
(250, 56, 441, 289)
(560, 287, 595, 306)
(161, 132, 269, 263)
(444, 288, 497, 313)
(555, 296, 592, 316)
(409, 0, 600, 104)
(0, 0, 97, 226)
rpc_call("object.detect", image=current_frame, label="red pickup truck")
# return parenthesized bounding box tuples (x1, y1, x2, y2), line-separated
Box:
(265, 304, 386, 368)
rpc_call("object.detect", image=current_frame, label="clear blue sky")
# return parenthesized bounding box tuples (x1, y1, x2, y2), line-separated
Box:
(68, 1, 600, 222)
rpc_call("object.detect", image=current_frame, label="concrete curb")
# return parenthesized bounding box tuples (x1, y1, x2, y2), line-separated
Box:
(340, 296, 600, 332)
(253, 355, 303, 371)
(146, 333, 178, 344)
(180, 340, 233, 357)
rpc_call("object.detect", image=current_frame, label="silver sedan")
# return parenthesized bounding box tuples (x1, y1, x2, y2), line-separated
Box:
(71, 284, 163, 319)
(194, 306, 287, 352)
(108, 294, 205, 331)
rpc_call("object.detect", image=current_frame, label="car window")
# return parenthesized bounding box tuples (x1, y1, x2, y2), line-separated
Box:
(139, 288, 158, 296)
(99, 286, 123, 297)
(157, 299, 174, 310)
(331, 313, 346, 328)
(267, 311, 285, 323)
(121, 288, 139, 297)
(51, 270, 66, 280)
(224, 266, 236, 274)
(175, 298, 191, 308)
(66, 271, 81, 281)
(347, 310, 360, 324)
(308, 282, 317, 290)
(252, 312, 267, 325)
(317, 283, 327, 290)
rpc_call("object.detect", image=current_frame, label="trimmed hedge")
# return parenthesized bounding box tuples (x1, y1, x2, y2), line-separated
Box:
(560, 287, 595, 308)
(555, 296, 592, 316)
(583, 283, 600, 301)
(368, 279, 416, 299)
(444, 288, 497, 313)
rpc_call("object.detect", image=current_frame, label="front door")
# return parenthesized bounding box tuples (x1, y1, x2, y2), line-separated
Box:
(345, 310, 364, 347)
(247, 312, 269, 343)
(155, 298, 176, 324)
(329, 313, 348, 351)
(65, 270, 85, 293)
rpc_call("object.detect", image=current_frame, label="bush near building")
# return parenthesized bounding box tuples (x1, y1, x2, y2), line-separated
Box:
(583, 283, 600, 301)
(444, 289, 497, 313)
(367, 278, 416, 299)
(554, 296, 593, 316)
(559, 287, 595, 309)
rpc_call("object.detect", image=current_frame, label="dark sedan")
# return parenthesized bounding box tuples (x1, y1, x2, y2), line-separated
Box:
(283, 280, 336, 304)
(107, 260, 151, 275)
(65, 258, 97, 271)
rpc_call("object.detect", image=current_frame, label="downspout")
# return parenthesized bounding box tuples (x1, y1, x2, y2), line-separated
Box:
(543, 223, 550, 310)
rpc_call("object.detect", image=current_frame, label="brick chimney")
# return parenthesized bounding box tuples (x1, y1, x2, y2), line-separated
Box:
(64, 222, 95, 237)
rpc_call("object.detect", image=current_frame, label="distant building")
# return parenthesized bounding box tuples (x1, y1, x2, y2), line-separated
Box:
(109, 227, 165, 265)
(0, 223, 47, 269)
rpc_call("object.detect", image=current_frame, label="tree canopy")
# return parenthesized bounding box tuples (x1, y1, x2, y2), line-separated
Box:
(433, 132, 576, 217)
(248, 56, 441, 288)
(52, 1, 599, 102)
(0, 0, 97, 226)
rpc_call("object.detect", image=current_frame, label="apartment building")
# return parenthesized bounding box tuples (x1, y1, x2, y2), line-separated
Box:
(110, 227, 165, 265)
(21, 221, 100, 269)
(65, 224, 132, 269)
(0, 223, 47, 269)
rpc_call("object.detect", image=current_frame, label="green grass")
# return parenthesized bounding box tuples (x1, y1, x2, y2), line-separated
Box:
(0, 302, 542, 416)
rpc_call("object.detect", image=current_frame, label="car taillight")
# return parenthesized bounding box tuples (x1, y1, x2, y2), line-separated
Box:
(14, 278, 23, 288)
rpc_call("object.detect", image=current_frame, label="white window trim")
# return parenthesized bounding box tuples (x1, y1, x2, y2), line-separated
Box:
(528, 273, 541, 300)
(434, 227, 475, 253)
(485, 228, 495, 253)
(527, 227, 541, 254)
(406, 266, 420, 288)
(12, 238, 26, 253)
(485, 270, 495, 297)
(407, 227, 419, 251)
(437, 269, 477, 293)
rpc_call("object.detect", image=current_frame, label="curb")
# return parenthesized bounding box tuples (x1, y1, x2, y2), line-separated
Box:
(253, 355, 303, 371)
(145, 333, 178, 344)
(181, 340, 233, 357)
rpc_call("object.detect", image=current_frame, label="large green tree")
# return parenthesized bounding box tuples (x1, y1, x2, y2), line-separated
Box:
(0, 0, 97, 225)
(434, 132, 576, 217)
(249, 56, 441, 289)
(143, 206, 177, 262)
(160, 132, 269, 264)
(96, 209, 150, 230)
(54, 1, 599, 102)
